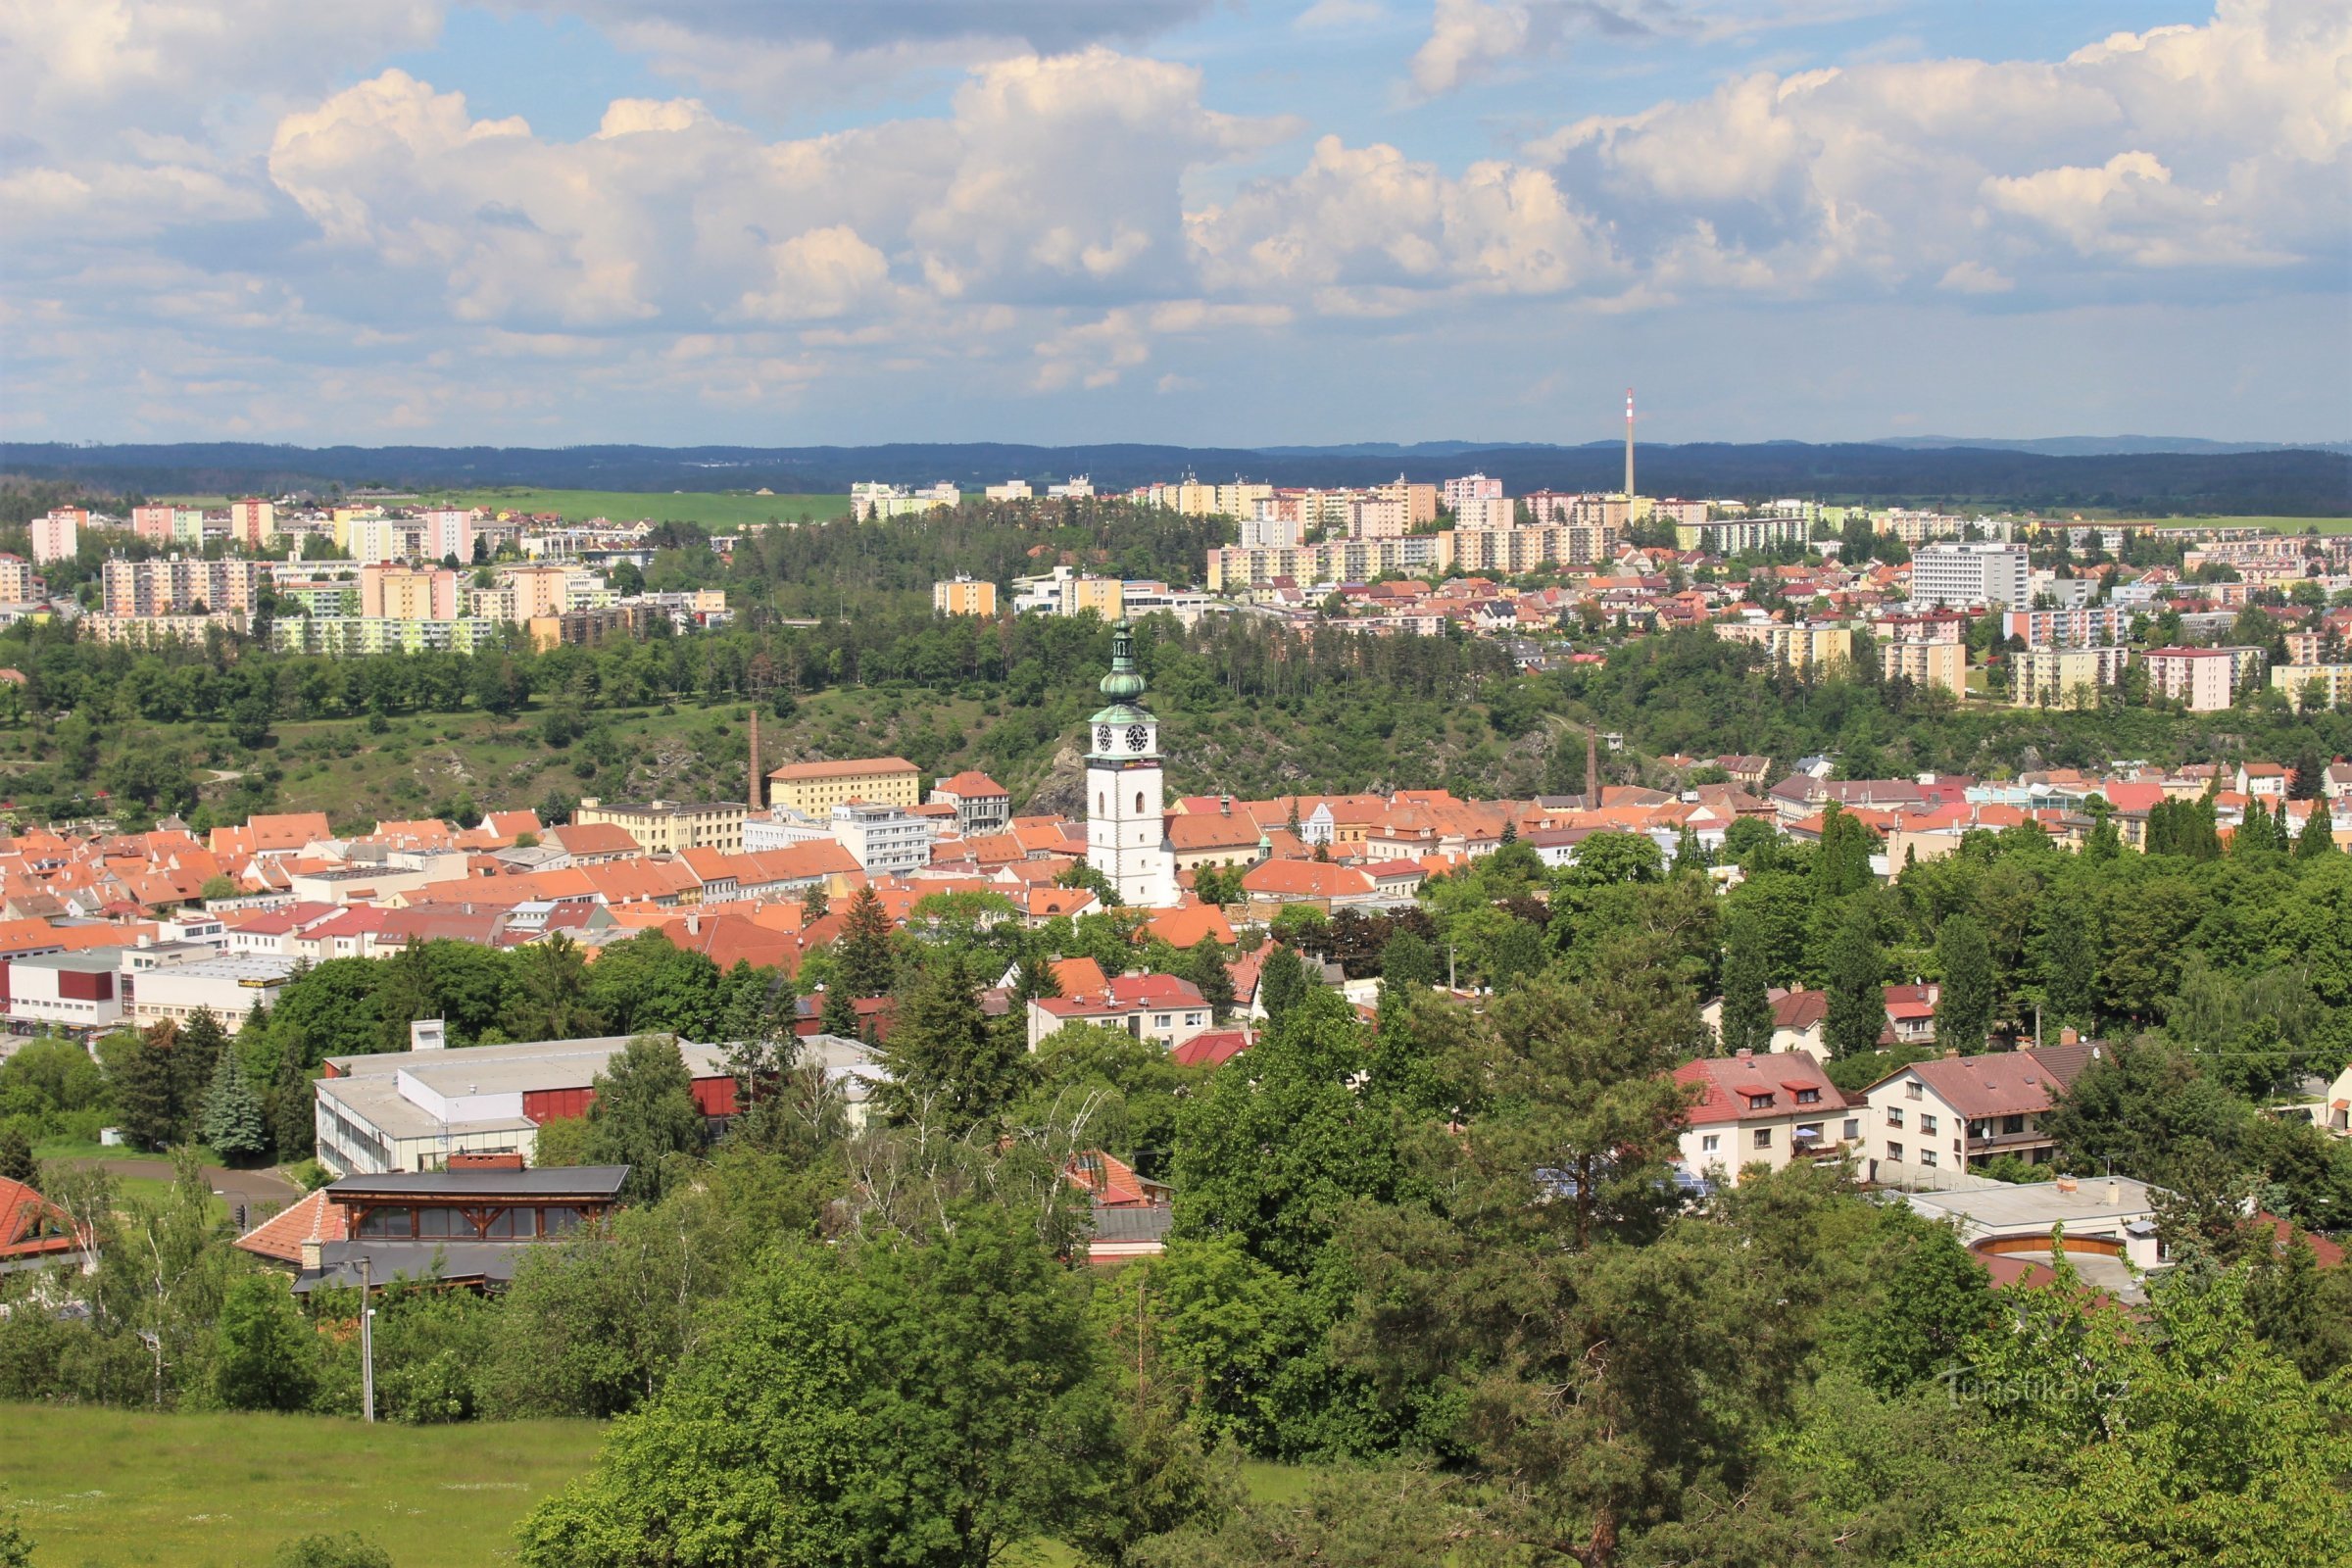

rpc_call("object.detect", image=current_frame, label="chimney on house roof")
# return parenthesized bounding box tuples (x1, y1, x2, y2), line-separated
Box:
(300, 1239, 322, 1273)
(2104, 1179, 2121, 1205)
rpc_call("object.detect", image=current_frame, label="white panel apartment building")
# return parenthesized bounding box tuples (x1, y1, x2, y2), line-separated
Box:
(1909, 542, 2032, 610)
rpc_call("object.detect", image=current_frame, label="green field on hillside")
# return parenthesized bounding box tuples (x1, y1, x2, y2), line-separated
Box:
(0, 1403, 1312, 1567)
(0, 1404, 606, 1567)
(421, 488, 851, 528)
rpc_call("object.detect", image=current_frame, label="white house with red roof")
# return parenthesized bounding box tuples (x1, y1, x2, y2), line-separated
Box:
(1858, 1044, 2100, 1183)
(1026, 972, 1215, 1053)
(1674, 1050, 1856, 1187)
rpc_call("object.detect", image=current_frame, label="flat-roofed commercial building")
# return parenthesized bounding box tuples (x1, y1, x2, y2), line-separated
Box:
(766, 756, 921, 814)
(4, 951, 127, 1031)
(130, 954, 298, 1033)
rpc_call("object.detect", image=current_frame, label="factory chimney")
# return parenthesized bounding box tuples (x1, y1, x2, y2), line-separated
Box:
(748, 708, 762, 810)
(1624, 387, 1636, 500)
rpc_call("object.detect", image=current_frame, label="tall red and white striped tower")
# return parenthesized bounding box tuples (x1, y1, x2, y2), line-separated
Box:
(1623, 387, 1636, 499)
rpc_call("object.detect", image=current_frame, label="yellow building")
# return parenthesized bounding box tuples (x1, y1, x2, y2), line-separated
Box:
(2272, 664, 2352, 710)
(361, 564, 457, 621)
(2012, 646, 2129, 709)
(932, 577, 998, 616)
(572, 797, 746, 854)
(1718, 620, 1853, 675)
(765, 756, 921, 814)
(1882, 638, 1968, 697)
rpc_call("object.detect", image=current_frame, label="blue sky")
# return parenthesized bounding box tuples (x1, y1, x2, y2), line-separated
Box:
(4, 1, 2346, 449)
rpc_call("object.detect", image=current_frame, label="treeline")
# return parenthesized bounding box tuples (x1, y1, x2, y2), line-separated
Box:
(11, 438, 2348, 512)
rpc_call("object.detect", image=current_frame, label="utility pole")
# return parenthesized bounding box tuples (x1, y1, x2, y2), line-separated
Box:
(360, 1256, 376, 1424)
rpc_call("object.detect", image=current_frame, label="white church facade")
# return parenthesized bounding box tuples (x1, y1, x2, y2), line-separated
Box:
(1085, 620, 1180, 909)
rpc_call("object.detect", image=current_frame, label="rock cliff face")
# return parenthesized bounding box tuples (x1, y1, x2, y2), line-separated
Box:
(1022, 742, 1089, 818)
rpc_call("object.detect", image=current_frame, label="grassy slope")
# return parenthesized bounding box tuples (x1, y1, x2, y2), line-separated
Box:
(0, 1404, 604, 1567)
(0, 1403, 1311, 1567)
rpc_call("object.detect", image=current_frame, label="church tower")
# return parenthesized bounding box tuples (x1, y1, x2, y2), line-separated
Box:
(1085, 619, 1178, 909)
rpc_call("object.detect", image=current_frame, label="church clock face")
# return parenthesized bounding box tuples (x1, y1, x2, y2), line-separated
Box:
(1126, 723, 1149, 753)
(1096, 724, 1113, 752)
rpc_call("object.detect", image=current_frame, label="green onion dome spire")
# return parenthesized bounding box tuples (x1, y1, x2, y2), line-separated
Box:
(1099, 618, 1147, 703)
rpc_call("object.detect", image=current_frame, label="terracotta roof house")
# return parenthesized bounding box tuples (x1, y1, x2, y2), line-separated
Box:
(0, 1175, 95, 1274)
(1857, 1045, 2102, 1183)
(1239, 858, 1377, 908)
(1027, 973, 1215, 1053)
(1170, 1028, 1252, 1068)
(232, 1188, 351, 1269)
(1674, 1051, 1855, 1187)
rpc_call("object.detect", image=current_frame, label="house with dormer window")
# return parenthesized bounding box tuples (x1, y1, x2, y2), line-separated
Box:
(1673, 1050, 1855, 1188)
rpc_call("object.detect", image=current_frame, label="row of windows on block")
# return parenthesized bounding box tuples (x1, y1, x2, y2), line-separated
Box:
(352, 1204, 592, 1241)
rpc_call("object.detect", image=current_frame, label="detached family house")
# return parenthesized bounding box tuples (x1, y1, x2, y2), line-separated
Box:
(1674, 1051, 1856, 1188)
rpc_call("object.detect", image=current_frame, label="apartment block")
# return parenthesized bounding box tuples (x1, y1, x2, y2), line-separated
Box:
(573, 798, 746, 854)
(361, 564, 461, 621)
(2273, 664, 2352, 710)
(526, 604, 651, 650)
(766, 757, 921, 815)
(1674, 515, 1808, 555)
(830, 802, 931, 876)
(1718, 620, 1853, 674)
(2000, 604, 2132, 648)
(932, 576, 999, 616)
(29, 510, 80, 564)
(1882, 638, 1968, 697)
(1012, 567, 1122, 619)
(101, 556, 268, 617)
(271, 616, 502, 656)
(0, 555, 37, 603)
(1442, 473, 1504, 510)
(1205, 533, 1456, 592)
(1910, 542, 2031, 610)
(2138, 647, 2237, 711)
(2012, 645, 2129, 709)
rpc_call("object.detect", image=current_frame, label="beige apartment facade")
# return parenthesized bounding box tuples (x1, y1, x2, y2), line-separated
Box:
(765, 757, 922, 814)
(572, 798, 746, 854)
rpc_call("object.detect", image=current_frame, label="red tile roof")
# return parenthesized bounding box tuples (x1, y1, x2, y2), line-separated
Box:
(232, 1188, 350, 1265)
(1676, 1052, 1847, 1124)
(0, 1175, 91, 1263)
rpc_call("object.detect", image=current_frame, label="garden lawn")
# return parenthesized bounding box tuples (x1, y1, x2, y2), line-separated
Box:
(0, 1403, 606, 1568)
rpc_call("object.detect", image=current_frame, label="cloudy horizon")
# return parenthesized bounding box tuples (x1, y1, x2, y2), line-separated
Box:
(5, 0, 2347, 448)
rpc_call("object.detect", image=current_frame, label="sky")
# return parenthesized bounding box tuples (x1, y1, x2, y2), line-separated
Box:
(3, 0, 2348, 450)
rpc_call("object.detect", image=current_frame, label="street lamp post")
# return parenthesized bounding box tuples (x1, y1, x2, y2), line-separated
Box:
(360, 1255, 375, 1424)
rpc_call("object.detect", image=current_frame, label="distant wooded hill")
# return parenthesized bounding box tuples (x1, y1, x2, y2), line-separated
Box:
(5, 439, 2347, 514)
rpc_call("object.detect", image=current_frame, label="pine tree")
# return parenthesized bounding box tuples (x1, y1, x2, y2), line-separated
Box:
(270, 1048, 316, 1161)
(1824, 904, 1886, 1059)
(2035, 898, 2098, 1028)
(0, 1125, 33, 1186)
(2297, 805, 2336, 858)
(171, 1007, 229, 1143)
(818, 984, 858, 1040)
(1935, 913, 1995, 1052)
(1011, 954, 1062, 1005)
(800, 882, 830, 922)
(199, 1047, 269, 1163)
(834, 884, 896, 1000)
(2288, 742, 2326, 801)
(1259, 946, 1309, 1030)
(1185, 942, 1235, 1021)
(878, 952, 1027, 1127)
(1718, 916, 1773, 1054)
(115, 1029, 179, 1152)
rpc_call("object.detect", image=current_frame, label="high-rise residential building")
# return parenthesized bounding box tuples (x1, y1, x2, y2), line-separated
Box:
(1674, 516, 1808, 555)
(0, 556, 36, 604)
(227, 499, 276, 549)
(2011, 646, 2129, 709)
(421, 509, 475, 564)
(2137, 647, 2238, 712)
(101, 556, 269, 617)
(29, 509, 82, 564)
(360, 564, 460, 621)
(1442, 473, 1504, 510)
(932, 576, 998, 616)
(1910, 542, 2032, 610)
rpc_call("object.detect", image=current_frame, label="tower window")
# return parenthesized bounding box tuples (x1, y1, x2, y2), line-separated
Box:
(1097, 792, 1103, 814)
(1134, 791, 1144, 813)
